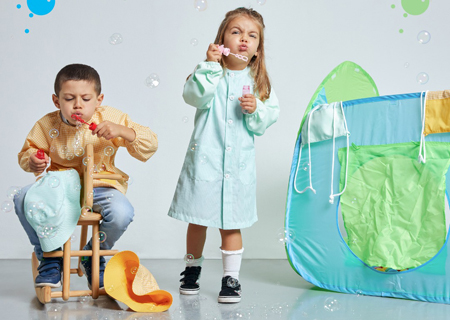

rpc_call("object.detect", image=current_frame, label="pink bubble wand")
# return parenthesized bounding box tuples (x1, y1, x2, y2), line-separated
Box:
(218, 45, 248, 62)
(71, 114, 97, 131)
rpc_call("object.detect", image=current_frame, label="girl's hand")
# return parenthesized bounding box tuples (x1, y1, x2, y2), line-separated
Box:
(239, 94, 257, 114)
(93, 121, 136, 142)
(206, 43, 222, 63)
(29, 152, 49, 174)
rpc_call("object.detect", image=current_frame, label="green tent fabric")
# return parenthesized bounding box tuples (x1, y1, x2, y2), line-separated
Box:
(338, 142, 450, 270)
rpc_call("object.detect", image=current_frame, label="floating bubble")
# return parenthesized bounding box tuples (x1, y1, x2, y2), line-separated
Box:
(194, 0, 207, 11)
(70, 234, 77, 243)
(354, 68, 360, 73)
(182, 116, 189, 123)
(74, 146, 85, 157)
(417, 72, 429, 84)
(190, 142, 198, 151)
(257, 0, 267, 5)
(104, 146, 115, 156)
(82, 156, 90, 166)
(36, 225, 57, 239)
(27, 0, 56, 16)
(108, 285, 115, 292)
(60, 146, 69, 154)
(6, 186, 22, 199)
(404, 62, 410, 68)
(401, 0, 429, 16)
(277, 228, 296, 244)
(145, 73, 160, 88)
(351, 197, 357, 204)
(97, 231, 107, 243)
(50, 145, 56, 153)
(37, 201, 45, 210)
(417, 30, 431, 44)
(356, 289, 363, 296)
(125, 176, 134, 186)
(190, 38, 198, 46)
(49, 129, 59, 138)
(324, 298, 340, 312)
(130, 266, 138, 274)
(239, 162, 247, 171)
(81, 206, 92, 217)
(66, 152, 74, 161)
(303, 163, 310, 171)
(199, 154, 208, 164)
(109, 33, 123, 45)
(106, 193, 114, 202)
(78, 296, 89, 304)
(227, 277, 239, 288)
(1, 200, 13, 213)
(48, 176, 60, 188)
(184, 253, 195, 263)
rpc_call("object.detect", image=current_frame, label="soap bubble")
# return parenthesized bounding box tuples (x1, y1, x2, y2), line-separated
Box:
(351, 197, 357, 204)
(104, 146, 115, 156)
(6, 186, 22, 199)
(78, 296, 89, 304)
(182, 116, 189, 123)
(356, 289, 363, 296)
(74, 146, 85, 157)
(48, 176, 60, 188)
(190, 38, 198, 46)
(145, 73, 160, 88)
(130, 266, 138, 274)
(417, 72, 429, 84)
(97, 231, 107, 243)
(184, 253, 195, 263)
(109, 33, 123, 45)
(106, 193, 114, 202)
(227, 277, 239, 288)
(36, 225, 57, 239)
(194, 0, 207, 11)
(324, 298, 340, 312)
(70, 234, 77, 243)
(257, 0, 267, 5)
(404, 62, 410, 68)
(125, 176, 134, 186)
(303, 163, 310, 171)
(199, 154, 208, 164)
(190, 142, 198, 151)
(277, 228, 296, 244)
(60, 146, 69, 154)
(82, 156, 91, 166)
(49, 129, 59, 138)
(81, 206, 92, 217)
(239, 162, 247, 171)
(1, 201, 13, 213)
(66, 152, 74, 161)
(417, 30, 431, 44)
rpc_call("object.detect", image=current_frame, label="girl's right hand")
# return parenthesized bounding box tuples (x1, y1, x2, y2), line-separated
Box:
(206, 44, 222, 63)
(29, 152, 49, 174)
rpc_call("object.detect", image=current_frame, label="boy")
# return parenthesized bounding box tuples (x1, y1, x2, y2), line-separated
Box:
(14, 63, 158, 288)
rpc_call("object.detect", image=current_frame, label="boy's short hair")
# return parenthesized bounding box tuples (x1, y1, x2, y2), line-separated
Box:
(54, 64, 102, 96)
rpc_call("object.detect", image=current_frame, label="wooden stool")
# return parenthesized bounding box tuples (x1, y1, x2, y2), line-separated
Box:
(32, 144, 122, 303)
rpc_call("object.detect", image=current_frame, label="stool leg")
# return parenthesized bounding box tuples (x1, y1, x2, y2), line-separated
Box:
(62, 240, 71, 301)
(77, 225, 88, 277)
(92, 224, 100, 298)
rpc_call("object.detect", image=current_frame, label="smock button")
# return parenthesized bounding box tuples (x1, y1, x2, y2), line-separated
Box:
(229, 95, 235, 101)
(228, 119, 233, 124)
(226, 147, 232, 152)
(225, 174, 230, 179)
(230, 72, 235, 77)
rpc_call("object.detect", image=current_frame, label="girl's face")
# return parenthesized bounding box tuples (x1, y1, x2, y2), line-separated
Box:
(222, 16, 260, 70)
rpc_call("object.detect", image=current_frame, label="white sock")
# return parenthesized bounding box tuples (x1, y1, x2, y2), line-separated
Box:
(186, 255, 204, 267)
(221, 247, 244, 280)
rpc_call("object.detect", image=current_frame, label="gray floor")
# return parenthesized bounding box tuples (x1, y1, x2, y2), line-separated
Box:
(1, 259, 450, 320)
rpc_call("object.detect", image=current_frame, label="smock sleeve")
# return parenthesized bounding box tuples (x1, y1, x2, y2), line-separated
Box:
(244, 88, 280, 136)
(182, 61, 223, 109)
(18, 120, 50, 175)
(112, 113, 158, 162)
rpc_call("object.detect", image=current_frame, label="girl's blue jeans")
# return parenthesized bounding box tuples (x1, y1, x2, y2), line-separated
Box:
(14, 184, 134, 261)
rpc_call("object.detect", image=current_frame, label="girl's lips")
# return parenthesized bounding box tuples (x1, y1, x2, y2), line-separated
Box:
(239, 46, 248, 51)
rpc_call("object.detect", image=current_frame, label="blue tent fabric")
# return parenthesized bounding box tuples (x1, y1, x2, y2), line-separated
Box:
(285, 92, 450, 303)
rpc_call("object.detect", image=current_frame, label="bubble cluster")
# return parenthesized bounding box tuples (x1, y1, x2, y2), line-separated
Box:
(36, 225, 57, 239)
(277, 228, 296, 244)
(6, 186, 22, 199)
(109, 33, 123, 45)
(145, 73, 160, 88)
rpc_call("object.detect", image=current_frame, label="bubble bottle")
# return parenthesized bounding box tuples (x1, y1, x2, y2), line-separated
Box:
(242, 85, 251, 114)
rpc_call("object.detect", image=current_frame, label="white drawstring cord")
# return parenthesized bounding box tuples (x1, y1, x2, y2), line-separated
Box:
(329, 101, 350, 204)
(294, 105, 320, 194)
(418, 91, 429, 163)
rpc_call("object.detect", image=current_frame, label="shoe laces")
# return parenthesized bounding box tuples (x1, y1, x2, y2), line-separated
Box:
(180, 266, 201, 284)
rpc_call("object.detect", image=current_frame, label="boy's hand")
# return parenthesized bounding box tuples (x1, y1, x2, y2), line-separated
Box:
(206, 44, 222, 63)
(93, 121, 136, 142)
(239, 94, 257, 114)
(29, 152, 49, 174)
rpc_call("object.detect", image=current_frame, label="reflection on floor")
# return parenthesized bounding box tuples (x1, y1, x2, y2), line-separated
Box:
(2, 259, 450, 320)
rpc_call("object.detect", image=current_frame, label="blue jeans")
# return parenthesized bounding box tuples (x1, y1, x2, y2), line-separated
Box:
(14, 184, 134, 261)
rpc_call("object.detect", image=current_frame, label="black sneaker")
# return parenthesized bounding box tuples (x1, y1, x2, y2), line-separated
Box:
(34, 257, 62, 288)
(80, 256, 106, 289)
(179, 266, 201, 295)
(218, 276, 241, 303)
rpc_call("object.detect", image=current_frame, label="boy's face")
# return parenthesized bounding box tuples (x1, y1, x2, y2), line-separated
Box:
(52, 80, 103, 125)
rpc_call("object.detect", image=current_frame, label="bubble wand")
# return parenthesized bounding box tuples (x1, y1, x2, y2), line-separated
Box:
(71, 114, 97, 130)
(218, 45, 248, 62)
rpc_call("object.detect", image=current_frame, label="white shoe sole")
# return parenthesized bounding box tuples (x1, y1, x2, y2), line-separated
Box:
(179, 288, 200, 295)
(218, 296, 241, 303)
(35, 281, 61, 288)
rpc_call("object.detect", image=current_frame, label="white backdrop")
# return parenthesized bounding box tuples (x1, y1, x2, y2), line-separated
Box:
(1, 0, 448, 259)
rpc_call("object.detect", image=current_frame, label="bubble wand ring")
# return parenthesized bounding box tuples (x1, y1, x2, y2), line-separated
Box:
(71, 114, 97, 131)
(218, 45, 249, 62)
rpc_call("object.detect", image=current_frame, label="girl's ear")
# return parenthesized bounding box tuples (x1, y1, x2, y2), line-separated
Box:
(52, 94, 60, 109)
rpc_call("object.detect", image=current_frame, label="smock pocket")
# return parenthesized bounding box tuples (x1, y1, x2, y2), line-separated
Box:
(185, 146, 222, 181)
(238, 149, 256, 185)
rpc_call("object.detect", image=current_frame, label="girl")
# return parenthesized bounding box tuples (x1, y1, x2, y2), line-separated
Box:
(168, 7, 279, 303)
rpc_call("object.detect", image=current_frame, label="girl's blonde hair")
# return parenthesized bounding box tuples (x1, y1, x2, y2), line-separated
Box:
(214, 7, 271, 101)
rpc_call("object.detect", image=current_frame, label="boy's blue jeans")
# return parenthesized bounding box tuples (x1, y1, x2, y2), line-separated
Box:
(14, 184, 134, 261)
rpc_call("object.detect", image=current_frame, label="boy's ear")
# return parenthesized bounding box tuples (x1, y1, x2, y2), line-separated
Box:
(52, 94, 60, 109)
(96, 93, 104, 107)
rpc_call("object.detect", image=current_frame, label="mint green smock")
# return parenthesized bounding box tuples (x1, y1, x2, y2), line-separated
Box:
(168, 61, 279, 229)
